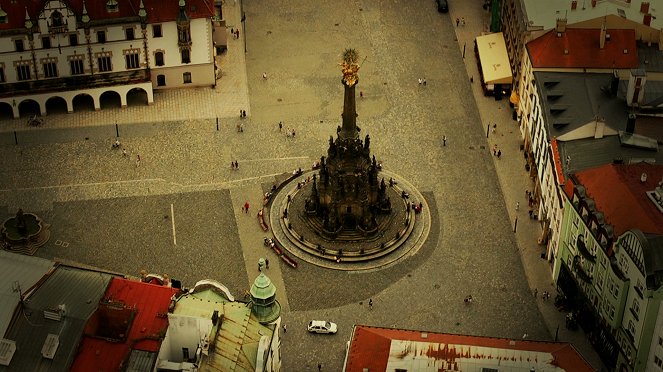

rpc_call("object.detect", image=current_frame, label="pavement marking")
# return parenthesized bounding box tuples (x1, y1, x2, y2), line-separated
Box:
(171, 203, 177, 246)
(0, 178, 167, 192)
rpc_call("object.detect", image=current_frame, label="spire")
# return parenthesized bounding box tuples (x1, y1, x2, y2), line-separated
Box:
(249, 259, 281, 324)
(339, 49, 360, 140)
(24, 7, 32, 29)
(81, 1, 89, 23)
(138, 0, 147, 19)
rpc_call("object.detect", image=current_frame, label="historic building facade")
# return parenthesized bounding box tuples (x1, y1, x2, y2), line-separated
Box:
(0, 0, 219, 119)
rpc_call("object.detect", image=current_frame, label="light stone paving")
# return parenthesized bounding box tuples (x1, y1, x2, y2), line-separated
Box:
(0, 0, 604, 371)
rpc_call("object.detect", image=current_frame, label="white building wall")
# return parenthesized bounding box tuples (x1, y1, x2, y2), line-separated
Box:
(646, 307, 663, 371)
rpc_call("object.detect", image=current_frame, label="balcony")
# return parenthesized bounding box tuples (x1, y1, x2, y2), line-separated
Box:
(573, 255, 593, 283)
(577, 236, 596, 263)
(0, 69, 150, 99)
(49, 24, 67, 34)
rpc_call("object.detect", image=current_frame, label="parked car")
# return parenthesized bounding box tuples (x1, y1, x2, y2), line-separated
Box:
(436, 0, 449, 13)
(307, 320, 338, 334)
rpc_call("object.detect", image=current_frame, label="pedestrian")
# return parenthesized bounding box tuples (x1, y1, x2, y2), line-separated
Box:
(286, 128, 292, 138)
(418, 78, 422, 85)
(318, 364, 322, 372)
(516, 202, 520, 211)
(240, 122, 244, 132)
(461, 17, 466, 26)
(533, 288, 538, 298)
(258, 262, 261, 272)
(456, 17, 460, 26)
(369, 298, 373, 309)
(242, 110, 246, 117)
(423, 78, 427, 86)
(492, 144, 497, 156)
(234, 160, 239, 169)
(442, 135, 447, 146)
(497, 149, 502, 159)
(492, 123, 496, 133)
(122, 148, 127, 157)
(136, 154, 141, 167)
(470, 75, 474, 83)
(236, 122, 241, 132)
(231, 161, 235, 170)
(231, 28, 234, 37)
(360, 91, 363, 98)
(262, 72, 267, 80)
(265, 259, 269, 269)
(278, 121, 282, 131)
(244, 201, 250, 213)
(239, 109, 243, 118)
(283, 324, 287, 333)
(235, 29, 239, 39)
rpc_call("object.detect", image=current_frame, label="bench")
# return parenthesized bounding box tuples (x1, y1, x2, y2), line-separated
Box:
(257, 209, 269, 232)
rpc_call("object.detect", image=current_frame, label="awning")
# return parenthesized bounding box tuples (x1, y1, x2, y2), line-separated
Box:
(475, 32, 513, 86)
(510, 91, 519, 105)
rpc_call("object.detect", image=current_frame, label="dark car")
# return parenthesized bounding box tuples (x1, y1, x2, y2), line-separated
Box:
(436, 0, 448, 13)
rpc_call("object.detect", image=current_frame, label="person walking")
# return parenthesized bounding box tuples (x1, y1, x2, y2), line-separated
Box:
(369, 298, 373, 309)
(442, 135, 447, 146)
(456, 18, 460, 26)
(136, 154, 141, 167)
(497, 149, 502, 159)
(244, 201, 250, 214)
(265, 259, 270, 269)
(516, 202, 520, 211)
(278, 121, 282, 131)
(234, 160, 239, 169)
(262, 72, 267, 80)
(283, 324, 287, 333)
(318, 364, 322, 371)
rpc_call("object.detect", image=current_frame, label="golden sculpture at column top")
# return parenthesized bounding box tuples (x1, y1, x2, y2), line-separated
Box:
(340, 48, 360, 87)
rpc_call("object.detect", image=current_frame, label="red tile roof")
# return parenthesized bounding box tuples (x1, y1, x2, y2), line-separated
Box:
(345, 325, 594, 372)
(527, 28, 639, 69)
(0, 0, 214, 31)
(70, 278, 179, 372)
(569, 163, 663, 237)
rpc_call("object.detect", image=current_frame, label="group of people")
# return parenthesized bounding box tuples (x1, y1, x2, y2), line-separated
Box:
(455, 17, 466, 27)
(230, 160, 239, 170)
(492, 144, 502, 159)
(417, 78, 427, 86)
(229, 28, 240, 39)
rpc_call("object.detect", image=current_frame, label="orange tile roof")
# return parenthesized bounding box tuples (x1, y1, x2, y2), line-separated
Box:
(70, 278, 179, 372)
(527, 28, 639, 69)
(344, 325, 594, 372)
(0, 0, 214, 31)
(572, 163, 663, 237)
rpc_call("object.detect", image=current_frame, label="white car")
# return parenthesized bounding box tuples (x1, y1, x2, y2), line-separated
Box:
(307, 320, 338, 334)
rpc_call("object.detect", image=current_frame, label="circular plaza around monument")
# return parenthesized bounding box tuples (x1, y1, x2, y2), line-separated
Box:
(268, 169, 431, 271)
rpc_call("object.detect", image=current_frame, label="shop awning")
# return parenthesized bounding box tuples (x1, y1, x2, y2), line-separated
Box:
(475, 32, 513, 86)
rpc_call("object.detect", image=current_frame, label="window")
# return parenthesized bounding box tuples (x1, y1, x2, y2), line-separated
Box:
(14, 39, 24, 52)
(16, 64, 31, 81)
(157, 74, 166, 86)
(69, 34, 78, 46)
(152, 24, 162, 37)
(155, 51, 164, 66)
(181, 49, 190, 64)
(42, 36, 51, 49)
(97, 30, 106, 43)
(51, 10, 63, 26)
(659, 336, 663, 346)
(125, 28, 134, 40)
(632, 298, 640, 319)
(183, 72, 192, 84)
(125, 51, 140, 69)
(70, 59, 84, 75)
(97, 55, 112, 72)
(628, 319, 636, 336)
(43, 61, 58, 78)
(0, 67, 5, 82)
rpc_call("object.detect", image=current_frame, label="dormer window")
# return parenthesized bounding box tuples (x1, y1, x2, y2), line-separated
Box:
(51, 10, 63, 27)
(107, 0, 119, 13)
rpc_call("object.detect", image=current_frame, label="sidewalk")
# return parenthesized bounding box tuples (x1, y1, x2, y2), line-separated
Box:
(449, 2, 604, 370)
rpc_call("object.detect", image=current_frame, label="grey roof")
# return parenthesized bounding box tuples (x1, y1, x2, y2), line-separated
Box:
(126, 350, 157, 372)
(558, 136, 663, 176)
(0, 265, 112, 371)
(535, 71, 629, 140)
(0, 251, 54, 338)
(638, 232, 663, 289)
(637, 42, 663, 73)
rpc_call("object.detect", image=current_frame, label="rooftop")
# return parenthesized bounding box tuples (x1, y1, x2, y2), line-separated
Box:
(0, 251, 53, 337)
(1, 265, 112, 370)
(0, 0, 215, 32)
(344, 325, 594, 372)
(523, 0, 663, 30)
(70, 277, 179, 372)
(527, 28, 639, 69)
(567, 163, 663, 237)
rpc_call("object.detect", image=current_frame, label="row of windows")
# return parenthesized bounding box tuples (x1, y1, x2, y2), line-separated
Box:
(5, 47, 190, 81)
(4, 64, 192, 85)
(13, 24, 163, 52)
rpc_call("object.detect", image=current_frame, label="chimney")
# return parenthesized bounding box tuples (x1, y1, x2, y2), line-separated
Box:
(641, 2, 650, 13)
(600, 22, 607, 49)
(556, 18, 567, 33)
(571, 0, 578, 10)
(626, 113, 636, 133)
(626, 69, 647, 107)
